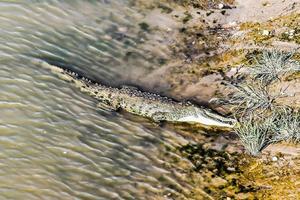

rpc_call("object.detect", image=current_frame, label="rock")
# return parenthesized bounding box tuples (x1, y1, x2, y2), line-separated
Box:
(218, 3, 233, 9)
(211, 177, 228, 188)
(118, 26, 127, 33)
(218, 3, 224, 9)
(227, 167, 236, 172)
(236, 193, 251, 200)
(225, 145, 242, 154)
(262, 30, 270, 36)
(272, 156, 278, 162)
(223, 21, 237, 28)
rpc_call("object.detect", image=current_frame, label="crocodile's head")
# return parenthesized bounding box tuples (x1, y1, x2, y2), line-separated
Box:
(176, 107, 236, 128)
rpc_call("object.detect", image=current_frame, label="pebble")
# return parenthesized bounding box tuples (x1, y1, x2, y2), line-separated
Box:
(103, 35, 112, 40)
(218, 3, 224, 9)
(228, 21, 237, 27)
(289, 29, 295, 38)
(272, 156, 278, 162)
(223, 21, 237, 28)
(236, 193, 251, 200)
(227, 167, 236, 172)
(211, 177, 228, 188)
(262, 30, 270, 36)
(118, 27, 127, 33)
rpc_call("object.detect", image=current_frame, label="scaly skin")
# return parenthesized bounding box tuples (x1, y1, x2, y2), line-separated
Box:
(36, 60, 236, 128)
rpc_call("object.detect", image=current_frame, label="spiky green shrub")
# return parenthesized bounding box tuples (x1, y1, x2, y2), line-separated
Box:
(270, 108, 300, 143)
(215, 49, 300, 155)
(293, 126, 300, 143)
(250, 50, 300, 84)
(234, 117, 271, 156)
(227, 82, 276, 116)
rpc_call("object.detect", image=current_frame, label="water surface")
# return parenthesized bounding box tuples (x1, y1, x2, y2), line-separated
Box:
(0, 1, 202, 199)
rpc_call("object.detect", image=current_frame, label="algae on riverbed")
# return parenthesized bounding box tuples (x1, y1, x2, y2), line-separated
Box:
(238, 13, 300, 45)
(159, 126, 300, 200)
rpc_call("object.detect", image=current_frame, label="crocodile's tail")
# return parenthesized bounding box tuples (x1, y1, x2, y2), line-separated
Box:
(32, 59, 104, 98)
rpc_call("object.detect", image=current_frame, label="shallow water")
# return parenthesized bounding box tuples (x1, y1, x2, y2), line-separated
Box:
(0, 1, 202, 199)
(0, 0, 171, 86)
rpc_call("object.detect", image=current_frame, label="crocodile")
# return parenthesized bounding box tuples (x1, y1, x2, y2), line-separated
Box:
(36, 60, 236, 128)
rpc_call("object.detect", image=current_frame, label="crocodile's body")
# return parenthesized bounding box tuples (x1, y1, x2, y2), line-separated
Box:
(37, 60, 236, 128)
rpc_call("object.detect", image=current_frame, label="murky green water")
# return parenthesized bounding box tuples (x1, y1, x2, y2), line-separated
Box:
(0, 1, 200, 199)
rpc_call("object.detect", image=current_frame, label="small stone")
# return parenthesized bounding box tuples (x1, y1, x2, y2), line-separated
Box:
(103, 34, 112, 40)
(227, 167, 236, 172)
(289, 29, 295, 36)
(272, 156, 278, 162)
(166, 27, 172, 32)
(262, 30, 269, 36)
(118, 27, 127, 33)
(218, 3, 224, 9)
(229, 21, 237, 26)
(262, 2, 270, 6)
(211, 177, 228, 188)
(236, 193, 251, 200)
(223, 21, 238, 29)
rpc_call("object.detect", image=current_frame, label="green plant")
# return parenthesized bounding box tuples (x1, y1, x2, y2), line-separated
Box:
(231, 50, 300, 154)
(270, 108, 300, 143)
(215, 49, 300, 155)
(234, 116, 271, 156)
(249, 50, 300, 84)
(227, 82, 275, 117)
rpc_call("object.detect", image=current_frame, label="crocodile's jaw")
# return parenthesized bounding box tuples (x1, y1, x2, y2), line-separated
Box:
(177, 115, 235, 128)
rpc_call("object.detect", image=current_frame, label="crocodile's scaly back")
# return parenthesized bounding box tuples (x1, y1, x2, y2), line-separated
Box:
(36, 60, 236, 128)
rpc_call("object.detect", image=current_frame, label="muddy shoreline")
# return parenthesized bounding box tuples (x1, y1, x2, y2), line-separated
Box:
(129, 0, 300, 199)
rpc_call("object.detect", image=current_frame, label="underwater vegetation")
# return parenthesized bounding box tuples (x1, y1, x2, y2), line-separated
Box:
(223, 50, 300, 155)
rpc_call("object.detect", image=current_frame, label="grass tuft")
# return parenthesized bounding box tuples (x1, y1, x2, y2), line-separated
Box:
(270, 108, 300, 143)
(234, 117, 271, 156)
(249, 50, 300, 84)
(215, 49, 300, 155)
(227, 82, 275, 116)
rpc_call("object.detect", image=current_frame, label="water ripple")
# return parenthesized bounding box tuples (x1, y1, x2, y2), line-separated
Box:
(0, 0, 199, 199)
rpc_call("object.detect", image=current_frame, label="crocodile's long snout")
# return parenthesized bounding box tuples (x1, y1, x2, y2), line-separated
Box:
(177, 109, 236, 128)
(200, 109, 237, 128)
